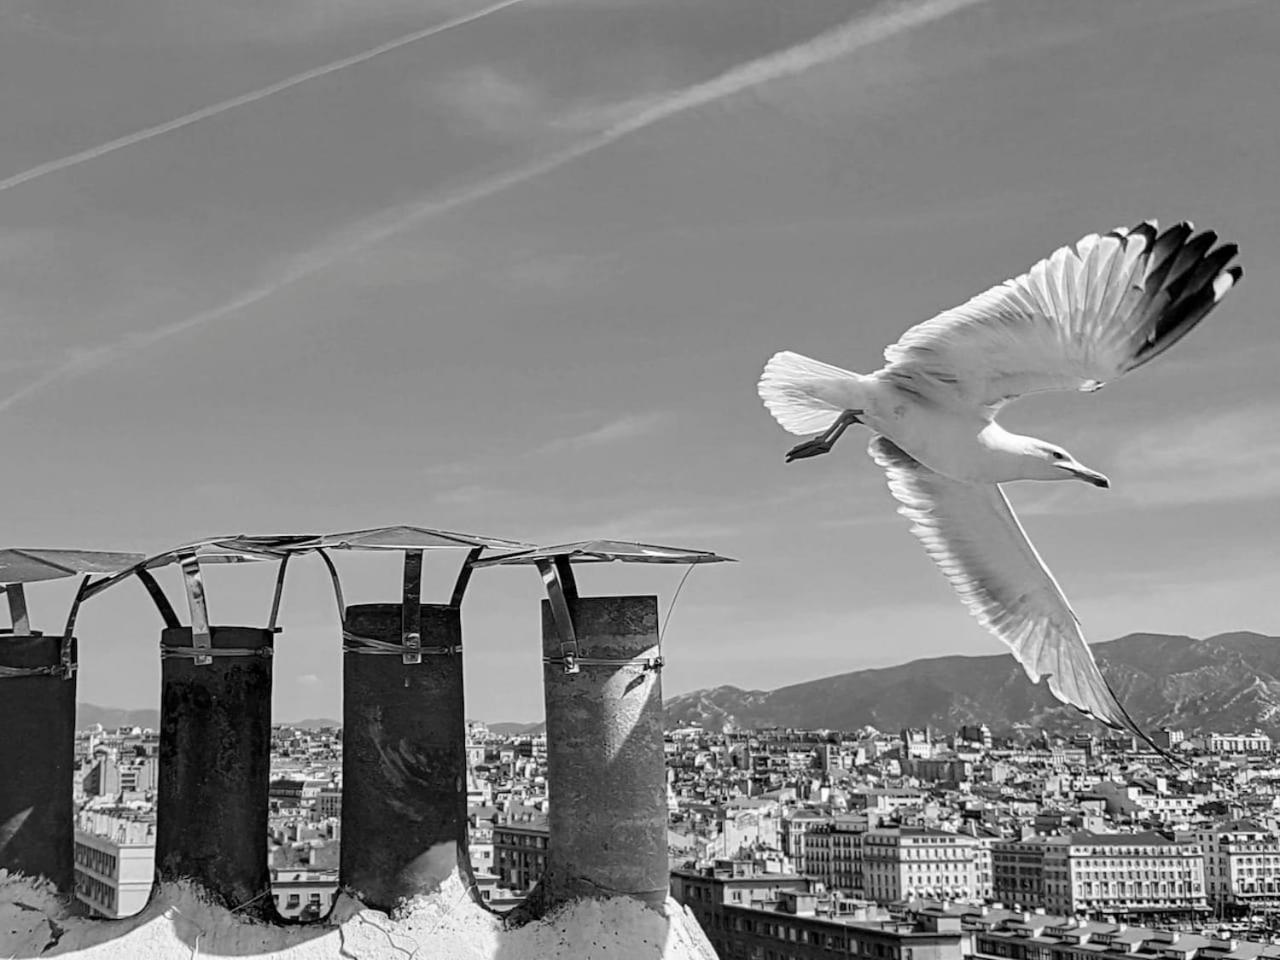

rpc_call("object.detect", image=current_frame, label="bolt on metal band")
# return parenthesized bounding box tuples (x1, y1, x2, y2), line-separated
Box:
(0, 636, 77, 680)
(341, 630, 458, 657)
(160, 646, 274, 660)
(542, 654, 664, 672)
(0, 663, 62, 679)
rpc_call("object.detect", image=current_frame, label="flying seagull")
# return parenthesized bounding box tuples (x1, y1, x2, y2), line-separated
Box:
(758, 220, 1242, 747)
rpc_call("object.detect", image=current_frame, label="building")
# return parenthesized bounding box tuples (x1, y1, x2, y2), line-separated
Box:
(959, 725, 993, 749)
(672, 860, 966, 960)
(970, 909, 1265, 960)
(314, 787, 342, 820)
(73, 812, 156, 918)
(901, 729, 933, 760)
(493, 815, 549, 894)
(80, 755, 159, 799)
(806, 815, 866, 893)
(905, 757, 974, 784)
(270, 867, 339, 920)
(1188, 820, 1280, 911)
(862, 828, 980, 903)
(993, 832, 1207, 919)
(782, 811, 829, 876)
(1207, 732, 1273, 755)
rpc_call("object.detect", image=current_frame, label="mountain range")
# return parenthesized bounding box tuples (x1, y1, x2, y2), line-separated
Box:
(663, 631, 1280, 736)
(74, 706, 339, 731)
(77, 631, 1280, 737)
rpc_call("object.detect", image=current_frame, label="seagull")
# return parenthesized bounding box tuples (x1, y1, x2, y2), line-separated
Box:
(758, 220, 1242, 748)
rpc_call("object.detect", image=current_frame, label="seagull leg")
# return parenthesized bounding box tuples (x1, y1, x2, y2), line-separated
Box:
(785, 410, 863, 463)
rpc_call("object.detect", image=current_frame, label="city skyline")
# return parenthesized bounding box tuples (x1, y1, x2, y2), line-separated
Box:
(2, 0, 1278, 722)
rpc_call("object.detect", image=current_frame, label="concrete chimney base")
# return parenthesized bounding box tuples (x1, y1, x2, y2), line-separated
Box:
(1, 871, 718, 960)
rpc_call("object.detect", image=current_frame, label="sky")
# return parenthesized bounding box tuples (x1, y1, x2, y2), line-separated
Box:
(1, 0, 1277, 723)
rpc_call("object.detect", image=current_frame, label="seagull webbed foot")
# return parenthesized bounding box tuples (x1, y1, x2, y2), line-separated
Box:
(786, 438, 836, 462)
(784, 410, 863, 463)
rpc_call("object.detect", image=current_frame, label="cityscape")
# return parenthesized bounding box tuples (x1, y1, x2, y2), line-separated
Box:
(72, 712, 1280, 960)
(3, 0, 1276, 957)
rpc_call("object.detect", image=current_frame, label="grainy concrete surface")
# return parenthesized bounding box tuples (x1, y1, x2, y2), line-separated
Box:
(1, 869, 719, 960)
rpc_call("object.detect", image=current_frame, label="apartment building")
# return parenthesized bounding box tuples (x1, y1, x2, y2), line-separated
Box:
(1186, 820, 1280, 909)
(782, 810, 829, 877)
(672, 860, 966, 960)
(270, 867, 339, 920)
(994, 832, 1207, 918)
(970, 909, 1262, 960)
(1207, 733, 1272, 755)
(862, 828, 980, 903)
(807, 815, 867, 893)
(493, 816, 549, 894)
(73, 812, 156, 918)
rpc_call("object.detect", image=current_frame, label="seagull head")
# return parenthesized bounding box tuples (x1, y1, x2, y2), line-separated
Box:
(1030, 441, 1110, 488)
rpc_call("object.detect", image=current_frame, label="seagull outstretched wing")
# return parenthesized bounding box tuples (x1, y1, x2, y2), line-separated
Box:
(883, 220, 1242, 412)
(868, 434, 1152, 742)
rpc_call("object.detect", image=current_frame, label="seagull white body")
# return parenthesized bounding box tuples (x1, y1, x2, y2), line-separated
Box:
(759, 220, 1242, 747)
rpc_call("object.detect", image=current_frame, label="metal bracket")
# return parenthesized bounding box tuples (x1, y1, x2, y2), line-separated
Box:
(161, 644, 273, 661)
(179, 552, 212, 666)
(52, 574, 94, 680)
(539, 653, 664, 671)
(135, 568, 182, 629)
(316, 548, 346, 620)
(449, 547, 483, 609)
(341, 630, 458, 656)
(401, 550, 423, 665)
(536, 556, 580, 674)
(267, 554, 290, 633)
(2, 583, 35, 636)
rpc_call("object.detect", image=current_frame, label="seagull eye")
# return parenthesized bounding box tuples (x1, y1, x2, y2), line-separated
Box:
(1049, 451, 1065, 461)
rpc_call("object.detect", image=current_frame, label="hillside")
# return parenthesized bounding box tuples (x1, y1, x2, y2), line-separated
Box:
(663, 631, 1280, 735)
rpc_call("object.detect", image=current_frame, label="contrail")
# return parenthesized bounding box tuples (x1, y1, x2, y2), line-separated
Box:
(0, 0, 528, 194)
(0, 0, 984, 413)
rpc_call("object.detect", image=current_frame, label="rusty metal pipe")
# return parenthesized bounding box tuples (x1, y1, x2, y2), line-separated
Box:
(156, 626, 275, 918)
(0, 635, 77, 893)
(539, 595, 667, 910)
(339, 603, 474, 912)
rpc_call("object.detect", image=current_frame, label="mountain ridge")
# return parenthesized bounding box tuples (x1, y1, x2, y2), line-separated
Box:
(663, 631, 1280, 735)
(76, 631, 1280, 736)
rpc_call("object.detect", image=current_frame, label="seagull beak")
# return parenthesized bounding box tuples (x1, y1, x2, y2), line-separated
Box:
(1066, 464, 1110, 488)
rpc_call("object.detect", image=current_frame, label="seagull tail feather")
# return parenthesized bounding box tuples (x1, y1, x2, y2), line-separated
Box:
(758, 350, 865, 436)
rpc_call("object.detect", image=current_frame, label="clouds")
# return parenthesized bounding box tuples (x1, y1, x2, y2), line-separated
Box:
(536, 411, 670, 454)
(1, 0, 988, 413)
(1109, 405, 1280, 509)
(0, 0, 531, 194)
(1004, 403, 1280, 518)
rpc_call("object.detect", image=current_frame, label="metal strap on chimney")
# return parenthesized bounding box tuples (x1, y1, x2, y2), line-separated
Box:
(135, 568, 181, 629)
(0, 662, 65, 679)
(161, 645, 274, 661)
(450, 547, 482, 609)
(401, 549, 423, 663)
(333, 549, 471, 661)
(55, 574, 92, 679)
(1, 582, 35, 636)
(535, 556, 665, 673)
(0, 580, 84, 680)
(179, 551, 212, 666)
(545, 654, 664, 671)
(536, 556, 580, 674)
(267, 554, 290, 633)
